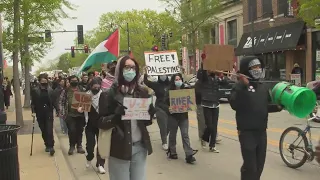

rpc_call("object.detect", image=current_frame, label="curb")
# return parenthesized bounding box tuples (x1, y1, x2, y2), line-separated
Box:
(52, 128, 76, 180)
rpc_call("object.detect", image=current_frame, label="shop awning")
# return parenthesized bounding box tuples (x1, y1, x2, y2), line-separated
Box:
(235, 21, 305, 56)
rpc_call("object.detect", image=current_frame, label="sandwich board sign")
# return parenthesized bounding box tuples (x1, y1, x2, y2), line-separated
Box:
(144, 50, 181, 76)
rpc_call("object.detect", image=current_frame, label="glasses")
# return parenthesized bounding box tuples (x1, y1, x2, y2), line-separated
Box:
(124, 65, 136, 71)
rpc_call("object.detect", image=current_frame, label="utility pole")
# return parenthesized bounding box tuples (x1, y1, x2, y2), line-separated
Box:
(0, 13, 7, 124)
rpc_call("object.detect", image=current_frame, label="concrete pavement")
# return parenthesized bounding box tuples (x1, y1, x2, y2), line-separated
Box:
(6, 94, 320, 179)
(6, 95, 75, 180)
(54, 102, 320, 180)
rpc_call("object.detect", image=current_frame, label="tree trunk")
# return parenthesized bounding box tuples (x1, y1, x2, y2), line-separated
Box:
(13, 0, 24, 126)
(23, 2, 31, 108)
(191, 30, 197, 75)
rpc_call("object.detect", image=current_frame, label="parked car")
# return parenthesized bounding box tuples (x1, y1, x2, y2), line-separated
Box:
(184, 75, 235, 101)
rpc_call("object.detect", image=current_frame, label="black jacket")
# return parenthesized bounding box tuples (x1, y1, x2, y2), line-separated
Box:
(31, 86, 58, 116)
(229, 56, 282, 131)
(87, 105, 99, 128)
(197, 69, 228, 107)
(97, 82, 154, 160)
(143, 74, 170, 111)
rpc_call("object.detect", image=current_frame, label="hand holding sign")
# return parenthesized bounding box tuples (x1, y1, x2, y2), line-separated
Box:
(144, 51, 181, 76)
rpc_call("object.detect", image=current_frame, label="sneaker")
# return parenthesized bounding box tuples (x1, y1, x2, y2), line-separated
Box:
(68, 146, 75, 155)
(77, 146, 86, 154)
(85, 161, 91, 168)
(45, 147, 50, 152)
(201, 140, 206, 148)
(49, 148, 55, 156)
(97, 166, 106, 174)
(185, 155, 196, 164)
(162, 144, 168, 150)
(209, 147, 220, 153)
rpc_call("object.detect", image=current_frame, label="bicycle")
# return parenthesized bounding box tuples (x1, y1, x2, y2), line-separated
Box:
(279, 111, 320, 169)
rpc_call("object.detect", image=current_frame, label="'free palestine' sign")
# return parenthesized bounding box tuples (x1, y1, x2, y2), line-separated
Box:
(144, 50, 181, 76)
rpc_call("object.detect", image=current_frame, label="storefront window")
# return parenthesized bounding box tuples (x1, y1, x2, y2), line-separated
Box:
(259, 52, 286, 80)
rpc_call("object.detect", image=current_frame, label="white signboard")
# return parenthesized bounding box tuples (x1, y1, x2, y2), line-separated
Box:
(122, 97, 152, 120)
(144, 50, 181, 76)
(316, 50, 320, 61)
(290, 74, 301, 86)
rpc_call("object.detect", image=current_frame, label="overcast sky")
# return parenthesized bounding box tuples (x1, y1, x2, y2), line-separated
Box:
(32, 0, 165, 72)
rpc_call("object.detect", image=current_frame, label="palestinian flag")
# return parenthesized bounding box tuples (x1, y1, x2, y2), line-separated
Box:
(78, 29, 120, 73)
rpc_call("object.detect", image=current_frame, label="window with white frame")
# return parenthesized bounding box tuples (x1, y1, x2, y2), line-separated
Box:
(227, 20, 237, 47)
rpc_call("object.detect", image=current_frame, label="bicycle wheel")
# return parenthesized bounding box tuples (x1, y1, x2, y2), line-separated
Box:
(279, 126, 309, 169)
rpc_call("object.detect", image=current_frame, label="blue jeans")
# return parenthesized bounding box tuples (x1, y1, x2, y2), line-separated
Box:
(59, 117, 68, 133)
(108, 142, 147, 180)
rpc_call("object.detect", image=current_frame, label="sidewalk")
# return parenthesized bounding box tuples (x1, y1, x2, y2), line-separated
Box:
(6, 97, 74, 180)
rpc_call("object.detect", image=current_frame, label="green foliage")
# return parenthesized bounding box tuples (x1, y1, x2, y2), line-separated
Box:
(297, 0, 320, 28)
(84, 10, 182, 67)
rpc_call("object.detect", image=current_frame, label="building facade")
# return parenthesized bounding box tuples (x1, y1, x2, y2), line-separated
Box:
(235, 0, 312, 82)
(182, 0, 243, 74)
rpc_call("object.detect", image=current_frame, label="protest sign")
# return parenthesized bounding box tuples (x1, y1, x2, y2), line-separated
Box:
(290, 74, 301, 86)
(122, 97, 152, 120)
(71, 92, 92, 112)
(144, 50, 181, 76)
(169, 89, 196, 113)
(202, 44, 234, 71)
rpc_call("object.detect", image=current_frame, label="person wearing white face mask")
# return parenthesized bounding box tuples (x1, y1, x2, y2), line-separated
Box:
(143, 68, 171, 151)
(165, 73, 197, 164)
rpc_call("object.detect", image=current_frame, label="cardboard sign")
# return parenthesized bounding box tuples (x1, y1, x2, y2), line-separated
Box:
(169, 89, 196, 113)
(71, 92, 92, 112)
(122, 98, 152, 120)
(290, 74, 301, 86)
(144, 50, 181, 76)
(202, 44, 234, 71)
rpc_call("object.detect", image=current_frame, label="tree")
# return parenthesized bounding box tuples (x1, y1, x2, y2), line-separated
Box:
(12, 0, 24, 126)
(84, 10, 181, 67)
(160, 0, 223, 73)
(297, 0, 320, 27)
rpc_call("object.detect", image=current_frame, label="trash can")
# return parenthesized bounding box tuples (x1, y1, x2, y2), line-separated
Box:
(0, 125, 21, 180)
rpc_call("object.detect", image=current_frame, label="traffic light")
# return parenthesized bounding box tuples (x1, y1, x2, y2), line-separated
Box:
(169, 32, 173, 37)
(71, 46, 75, 58)
(84, 45, 89, 53)
(45, 30, 51, 42)
(77, 25, 84, 44)
(151, 45, 158, 51)
(161, 35, 166, 50)
(180, 48, 183, 58)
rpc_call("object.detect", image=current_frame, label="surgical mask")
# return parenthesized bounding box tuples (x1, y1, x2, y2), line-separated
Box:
(159, 75, 167, 81)
(70, 82, 78, 87)
(175, 80, 183, 87)
(123, 69, 136, 82)
(249, 68, 263, 79)
(91, 89, 100, 95)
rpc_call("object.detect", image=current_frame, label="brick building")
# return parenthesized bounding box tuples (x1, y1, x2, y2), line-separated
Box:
(235, 0, 313, 82)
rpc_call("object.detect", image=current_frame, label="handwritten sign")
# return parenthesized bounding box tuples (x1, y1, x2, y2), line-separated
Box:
(71, 92, 92, 112)
(169, 89, 196, 113)
(144, 50, 181, 76)
(290, 74, 301, 86)
(203, 44, 234, 71)
(122, 98, 152, 120)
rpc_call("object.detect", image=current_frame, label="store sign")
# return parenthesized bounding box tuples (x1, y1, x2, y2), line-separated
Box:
(243, 33, 292, 49)
(290, 74, 301, 86)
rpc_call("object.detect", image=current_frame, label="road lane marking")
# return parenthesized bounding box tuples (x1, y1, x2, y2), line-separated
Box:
(188, 118, 319, 141)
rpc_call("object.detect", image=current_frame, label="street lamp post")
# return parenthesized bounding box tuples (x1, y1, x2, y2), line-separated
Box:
(250, 6, 275, 55)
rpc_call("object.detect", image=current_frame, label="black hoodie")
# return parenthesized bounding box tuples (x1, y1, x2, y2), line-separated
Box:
(229, 56, 281, 131)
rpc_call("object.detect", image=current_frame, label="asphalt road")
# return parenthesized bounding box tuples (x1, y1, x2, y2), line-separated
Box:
(53, 101, 320, 180)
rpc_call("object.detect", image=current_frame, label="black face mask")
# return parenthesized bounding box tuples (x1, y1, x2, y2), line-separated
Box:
(109, 67, 115, 75)
(91, 89, 100, 95)
(40, 83, 48, 88)
(70, 82, 78, 87)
